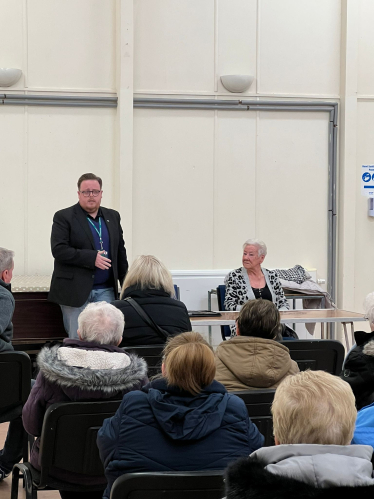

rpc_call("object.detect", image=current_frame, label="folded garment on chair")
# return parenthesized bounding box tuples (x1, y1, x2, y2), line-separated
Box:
(274, 265, 311, 284)
(280, 278, 336, 335)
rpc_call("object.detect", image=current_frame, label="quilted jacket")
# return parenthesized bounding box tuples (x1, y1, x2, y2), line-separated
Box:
(22, 339, 148, 485)
(97, 378, 264, 499)
(340, 330, 374, 409)
(215, 336, 299, 390)
(112, 286, 192, 346)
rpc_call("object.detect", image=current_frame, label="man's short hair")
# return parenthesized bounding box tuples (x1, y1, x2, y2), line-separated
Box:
(237, 300, 280, 340)
(0, 247, 15, 274)
(77, 302, 124, 346)
(77, 173, 102, 190)
(272, 370, 357, 445)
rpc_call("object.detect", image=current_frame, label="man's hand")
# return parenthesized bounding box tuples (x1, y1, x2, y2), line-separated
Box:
(95, 251, 112, 270)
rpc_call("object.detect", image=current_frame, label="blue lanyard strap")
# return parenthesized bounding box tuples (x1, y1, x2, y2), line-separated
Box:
(87, 216, 104, 250)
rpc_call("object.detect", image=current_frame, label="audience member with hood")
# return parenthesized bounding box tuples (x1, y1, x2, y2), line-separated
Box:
(97, 331, 264, 499)
(341, 291, 374, 410)
(225, 370, 374, 499)
(22, 302, 148, 499)
(215, 300, 299, 390)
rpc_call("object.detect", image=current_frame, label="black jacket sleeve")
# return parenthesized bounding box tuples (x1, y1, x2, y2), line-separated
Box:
(51, 211, 97, 269)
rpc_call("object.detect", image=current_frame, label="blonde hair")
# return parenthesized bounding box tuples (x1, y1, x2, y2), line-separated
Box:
(163, 332, 215, 396)
(272, 370, 357, 445)
(121, 255, 174, 298)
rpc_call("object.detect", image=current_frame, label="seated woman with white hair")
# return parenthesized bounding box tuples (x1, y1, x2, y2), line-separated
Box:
(341, 291, 374, 410)
(22, 302, 148, 499)
(224, 239, 289, 336)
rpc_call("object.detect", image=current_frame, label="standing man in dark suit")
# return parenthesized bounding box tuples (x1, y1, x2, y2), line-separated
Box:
(49, 173, 128, 338)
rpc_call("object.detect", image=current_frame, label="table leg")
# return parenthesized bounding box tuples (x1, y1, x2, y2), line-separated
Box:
(342, 322, 350, 351)
(321, 322, 324, 339)
(350, 322, 354, 346)
(292, 299, 296, 331)
(207, 290, 214, 346)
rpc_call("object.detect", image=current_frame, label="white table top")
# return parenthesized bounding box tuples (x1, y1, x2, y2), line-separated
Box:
(190, 309, 366, 326)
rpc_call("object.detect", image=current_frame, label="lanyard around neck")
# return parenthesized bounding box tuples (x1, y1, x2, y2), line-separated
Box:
(87, 216, 104, 251)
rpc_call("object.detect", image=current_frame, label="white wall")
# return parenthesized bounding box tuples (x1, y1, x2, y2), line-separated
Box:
(1, 0, 374, 326)
(0, 0, 117, 276)
(132, 0, 338, 288)
(339, 0, 374, 326)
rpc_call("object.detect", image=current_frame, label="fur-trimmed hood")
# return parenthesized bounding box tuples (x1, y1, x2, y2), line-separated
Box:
(37, 341, 148, 396)
(225, 445, 374, 499)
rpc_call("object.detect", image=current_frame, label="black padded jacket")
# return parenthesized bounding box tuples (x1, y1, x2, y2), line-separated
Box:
(112, 286, 192, 347)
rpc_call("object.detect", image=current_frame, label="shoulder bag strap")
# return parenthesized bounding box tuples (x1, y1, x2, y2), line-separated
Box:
(124, 297, 169, 340)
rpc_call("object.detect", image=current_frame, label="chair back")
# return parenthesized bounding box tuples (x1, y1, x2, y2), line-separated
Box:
(173, 284, 180, 300)
(123, 345, 164, 377)
(0, 351, 31, 421)
(216, 285, 231, 340)
(231, 389, 275, 447)
(279, 339, 344, 375)
(110, 471, 225, 499)
(38, 400, 121, 487)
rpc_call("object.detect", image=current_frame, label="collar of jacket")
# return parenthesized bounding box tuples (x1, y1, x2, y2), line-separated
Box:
(142, 377, 227, 396)
(355, 330, 374, 346)
(251, 444, 374, 489)
(252, 443, 373, 464)
(77, 203, 104, 219)
(226, 450, 374, 499)
(37, 343, 147, 393)
(62, 338, 124, 353)
(0, 278, 11, 293)
(121, 285, 171, 300)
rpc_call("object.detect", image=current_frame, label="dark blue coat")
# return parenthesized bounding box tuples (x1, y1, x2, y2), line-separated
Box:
(97, 378, 264, 499)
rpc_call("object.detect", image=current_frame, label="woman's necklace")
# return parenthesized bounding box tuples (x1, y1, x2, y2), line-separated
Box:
(248, 270, 265, 289)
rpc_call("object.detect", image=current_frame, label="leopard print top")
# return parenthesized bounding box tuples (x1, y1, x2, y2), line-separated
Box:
(224, 267, 289, 336)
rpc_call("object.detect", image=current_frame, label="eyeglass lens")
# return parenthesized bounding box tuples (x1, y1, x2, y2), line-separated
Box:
(81, 190, 101, 197)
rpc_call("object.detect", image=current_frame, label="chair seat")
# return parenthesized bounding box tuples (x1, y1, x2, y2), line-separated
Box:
(110, 471, 225, 499)
(13, 462, 106, 493)
(11, 400, 120, 499)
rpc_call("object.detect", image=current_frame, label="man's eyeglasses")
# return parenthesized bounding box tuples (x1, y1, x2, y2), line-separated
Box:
(80, 190, 101, 197)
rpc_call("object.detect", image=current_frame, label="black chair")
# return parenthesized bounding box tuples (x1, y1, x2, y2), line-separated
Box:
(11, 399, 121, 499)
(123, 345, 164, 377)
(0, 351, 32, 462)
(110, 471, 225, 499)
(279, 339, 345, 375)
(232, 389, 275, 447)
(216, 285, 231, 341)
(0, 351, 32, 418)
(173, 284, 180, 300)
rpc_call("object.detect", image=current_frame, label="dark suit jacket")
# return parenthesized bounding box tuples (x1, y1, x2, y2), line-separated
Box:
(48, 203, 128, 307)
